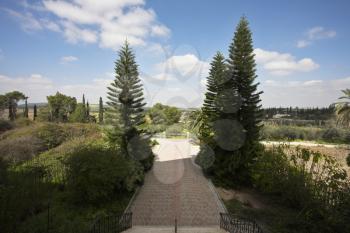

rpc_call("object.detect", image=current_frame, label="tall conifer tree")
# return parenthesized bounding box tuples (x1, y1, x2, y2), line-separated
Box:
(23, 97, 29, 118)
(33, 104, 37, 121)
(106, 41, 146, 155)
(99, 97, 104, 124)
(226, 17, 263, 183)
(199, 52, 226, 144)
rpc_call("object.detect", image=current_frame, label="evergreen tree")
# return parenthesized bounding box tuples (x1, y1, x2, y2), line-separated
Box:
(33, 104, 37, 121)
(226, 17, 263, 184)
(99, 97, 104, 124)
(106, 41, 146, 155)
(86, 101, 90, 118)
(199, 52, 227, 144)
(82, 94, 86, 106)
(23, 97, 29, 118)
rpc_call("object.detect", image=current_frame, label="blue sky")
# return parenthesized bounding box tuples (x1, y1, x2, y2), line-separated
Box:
(0, 0, 349, 107)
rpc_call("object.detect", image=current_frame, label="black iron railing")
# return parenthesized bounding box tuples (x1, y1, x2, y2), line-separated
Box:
(89, 212, 132, 233)
(220, 213, 264, 233)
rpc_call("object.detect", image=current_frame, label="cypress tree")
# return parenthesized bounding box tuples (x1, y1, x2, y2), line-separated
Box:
(33, 104, 37, 121)
(24, 97, 29, 118)
(82, 94, 86, 106)
(86, 101, 90, 117)
(106, 41, 146, 155)
(226, 17, 263, 183)
(99, 97, 104, 124)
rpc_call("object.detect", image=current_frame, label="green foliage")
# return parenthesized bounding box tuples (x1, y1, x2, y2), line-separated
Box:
(199, 52, 226, 144)
(65, 143, 143, 205)
(250, 146, 350, 232)
(0, 119, 13, 133)
(36, 123, 67, 149)
(154, 103, 181, 124)
(5, 91, 26, 121)
(106, 41, 146, 154)
(261, 124, 350, 144)
(335, 89, 350, 127)
(225, 17, 263, 179)
(37, 106, 51, 122)
(0, 161, 53, 233)
(99, 97, 104, 124)
(33, 104, 37, 121)
(165, 123, 184, 137)
(195, 144, 215, 171)
(70, 103, 87, 123)
(47, 92, 77, 122)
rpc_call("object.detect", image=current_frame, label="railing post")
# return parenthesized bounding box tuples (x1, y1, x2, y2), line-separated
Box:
(175, 218, 177, 233)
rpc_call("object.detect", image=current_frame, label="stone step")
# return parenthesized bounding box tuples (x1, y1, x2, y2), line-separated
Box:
(122, 226, 227, 233)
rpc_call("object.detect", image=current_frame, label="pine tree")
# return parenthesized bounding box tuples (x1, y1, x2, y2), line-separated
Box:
(106, 41, 146, 155)
(226, 17, 263, 183)
(33, 104, 37, 121)
(99, 97, 104, 124)
(199, 52, 227, 144)
(23, 97, 29, 118)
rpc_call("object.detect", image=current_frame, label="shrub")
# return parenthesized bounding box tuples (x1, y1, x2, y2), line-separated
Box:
(0, 119, 13, 133)
(14, 117, 33, 127)
(322, 127, 342, 143)
(36, 123, 67, 149)
(165, 123, 184, 137)
(195, 144, 215, 171)
(252, 146, 350, 232)
(65, 143, 144, 205)
(0, 136, 46, 163)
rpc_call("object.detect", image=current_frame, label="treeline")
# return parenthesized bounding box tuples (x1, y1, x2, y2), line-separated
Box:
(0, 91, 104, 123)
(263, 106, 335, 120)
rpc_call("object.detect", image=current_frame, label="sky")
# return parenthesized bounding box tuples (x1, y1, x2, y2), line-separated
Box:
(0, 0, 350, 108)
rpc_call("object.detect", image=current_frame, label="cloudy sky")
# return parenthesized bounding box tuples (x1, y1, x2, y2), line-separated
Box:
(0, 0, 349, 108)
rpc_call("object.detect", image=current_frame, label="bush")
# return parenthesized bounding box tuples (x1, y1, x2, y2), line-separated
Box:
(65, 143, 144, 205)
(0, 119, 13, 133)
(14, 117, 33, 127)
(0, 136, 46, 163)
(251, 146, 350, 232)
(165, 123, 184, 137)
(36, 123, 67, 149)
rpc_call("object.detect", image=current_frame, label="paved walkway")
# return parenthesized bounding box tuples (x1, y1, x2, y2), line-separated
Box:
(130, 139, 225, 226)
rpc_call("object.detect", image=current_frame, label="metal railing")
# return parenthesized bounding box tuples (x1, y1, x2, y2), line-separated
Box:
(89, 212, 132, 233)
(220, 213, 264, 233)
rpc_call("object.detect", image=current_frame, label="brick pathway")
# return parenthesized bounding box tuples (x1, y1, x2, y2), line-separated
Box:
(130, 139, 225, 226)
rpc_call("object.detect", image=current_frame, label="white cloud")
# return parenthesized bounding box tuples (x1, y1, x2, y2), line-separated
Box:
(156, 54, 210, 79)
(60, 55, 78, 64)
(307, 26, 336, 40)
(296, 40, 310, 48)
(61, 21, 97, 44)
(254, 48, 319, 76)
(261, 77, 350, 107)
(297, 26, 336, 48)
(4, 8, 60, 33)
(39, 0, 170, 48)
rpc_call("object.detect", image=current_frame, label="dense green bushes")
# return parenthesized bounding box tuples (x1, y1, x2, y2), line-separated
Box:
(65, 143, 143, 205)
(0, 122, 101, 163)
(251, 146, 350, 233)
(261, 124, 350, 144)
